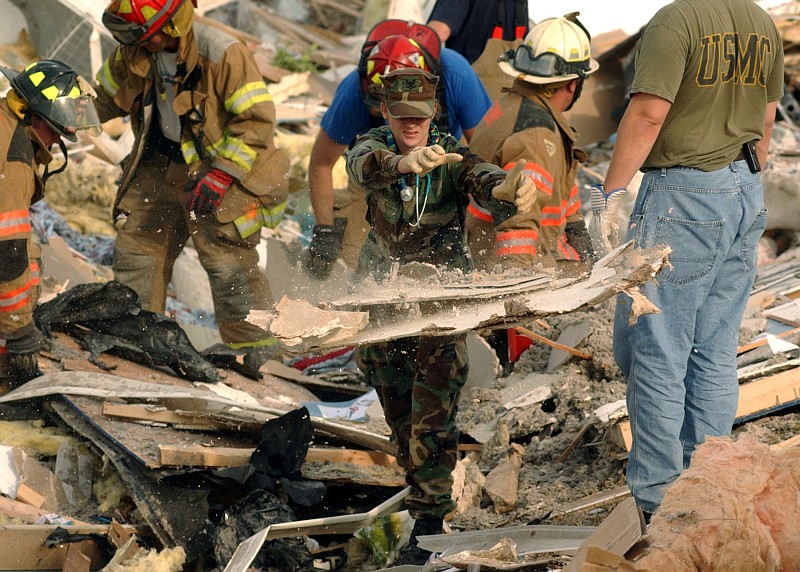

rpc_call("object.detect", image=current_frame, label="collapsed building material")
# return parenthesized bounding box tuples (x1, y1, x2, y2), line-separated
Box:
(256, 243, 669, 351)
(35, 282, 221, 382)
(585, 433, 800, 571)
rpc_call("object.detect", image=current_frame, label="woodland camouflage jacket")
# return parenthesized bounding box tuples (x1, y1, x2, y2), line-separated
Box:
(346, 125, 516, 277)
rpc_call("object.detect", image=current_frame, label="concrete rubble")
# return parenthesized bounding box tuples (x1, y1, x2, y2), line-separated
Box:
(0, 0, 799, 571)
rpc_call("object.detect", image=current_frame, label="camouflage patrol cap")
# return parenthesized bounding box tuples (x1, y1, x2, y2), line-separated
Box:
(381, 67, 438, 119)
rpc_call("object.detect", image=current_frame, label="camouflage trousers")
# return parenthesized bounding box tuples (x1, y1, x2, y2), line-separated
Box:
(356, 334, 468, 519)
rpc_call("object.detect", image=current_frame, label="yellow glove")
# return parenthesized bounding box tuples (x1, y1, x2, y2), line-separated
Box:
(492, 161, 536, 213)
(400, 144, 463, 176)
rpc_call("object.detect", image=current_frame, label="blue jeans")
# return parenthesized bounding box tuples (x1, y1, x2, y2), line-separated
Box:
(614, 160, 766, 512)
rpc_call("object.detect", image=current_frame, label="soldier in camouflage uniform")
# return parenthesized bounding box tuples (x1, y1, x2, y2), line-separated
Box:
(346, 67, 535, 566)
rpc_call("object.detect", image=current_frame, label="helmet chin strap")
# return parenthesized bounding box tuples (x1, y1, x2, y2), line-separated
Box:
(565, 78, 584, 112)
(43, 139, 68, 183)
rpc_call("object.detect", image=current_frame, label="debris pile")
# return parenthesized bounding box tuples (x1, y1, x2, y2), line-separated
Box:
(0, 1, 798, 571)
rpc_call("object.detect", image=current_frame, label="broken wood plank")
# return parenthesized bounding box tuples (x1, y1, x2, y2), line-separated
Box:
(0, 525, 108, 570)
(101, 401, 230, 430)
(159, 444, 400, 470)
(15, 483, 44, 508)
(764, 300, 800, 327)
(305, 448, 399, 469)
(4, 372, 393, 456)
(562, 498, 644, 572)
(611, 368, 800, 452)
(514, 326, 593, 361)
(264, 486, 410, 540)
(558, 420, 595, 463)
(737, 326, 800, 354)
(607, 420, 633, 452)
(0, 495, 86, 525)
(159, 444, 251, 468)
(418, 524, 595, 555)
(62, 544, 91, 572)
(736, 367, 800, 421)
(548, 486, 632, 520)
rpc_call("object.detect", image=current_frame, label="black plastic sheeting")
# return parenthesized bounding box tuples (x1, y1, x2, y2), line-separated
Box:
(34, 281, 221, 382)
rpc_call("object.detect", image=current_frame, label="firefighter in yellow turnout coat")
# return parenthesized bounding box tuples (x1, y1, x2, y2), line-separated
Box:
(0, 60, 101, 384)
(469, 13, 597, 269)
(96, 0, 289, 374)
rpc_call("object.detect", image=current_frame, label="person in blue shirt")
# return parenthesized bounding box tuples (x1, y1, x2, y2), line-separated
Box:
(304, 31, 491, 278)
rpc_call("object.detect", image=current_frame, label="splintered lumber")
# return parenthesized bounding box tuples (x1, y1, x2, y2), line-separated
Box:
(610, 367, 800, 452)
(561, 499, 644, 572)
(0, 495, 88, 525)
(14, 483, 44, 508)
(1, 372, 393, 455)
(736, 328, 800, 355)
(0, 525, 112, 570)
(736, 366, 800, 421)
(514, 326, 593, 360)
(159, 444, 399, 470)
(158, 444, 252, 467)
(101, 401, 229, 430)
(548, 486, 632, 520)
(559, 420, 596, 463)
(62, 544, 91, 572)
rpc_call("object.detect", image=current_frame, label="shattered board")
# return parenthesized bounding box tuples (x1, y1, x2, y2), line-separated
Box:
(263, 243, 669, 351)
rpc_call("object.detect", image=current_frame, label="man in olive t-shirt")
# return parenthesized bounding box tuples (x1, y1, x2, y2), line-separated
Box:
(601, 0, 783, 520)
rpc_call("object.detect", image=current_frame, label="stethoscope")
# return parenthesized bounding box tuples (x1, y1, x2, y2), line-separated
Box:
(398, 173, 431, 227)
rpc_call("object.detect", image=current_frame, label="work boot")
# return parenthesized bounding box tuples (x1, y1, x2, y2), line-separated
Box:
(392, 517, 443, 566)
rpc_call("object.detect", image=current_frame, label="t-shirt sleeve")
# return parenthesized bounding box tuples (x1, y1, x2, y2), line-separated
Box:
(630, 23, 689, 103)
(319, 72, 372, 145)
(427, 0, 470, 37)
(440, 49, 492, 136)
(766, 25, 785, 103)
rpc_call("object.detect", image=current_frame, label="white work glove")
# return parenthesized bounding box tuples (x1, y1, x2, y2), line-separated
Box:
(400, 144, 463, 176)
(587, 183, 628, 256)
(492, 160, 536, 213)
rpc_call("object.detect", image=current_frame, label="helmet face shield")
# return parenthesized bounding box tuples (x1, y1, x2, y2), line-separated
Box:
(102, 0, 185, 46)
(102, 11, 153, 45)
(506, 44, 591, 79)
(46, 95, 103, 142)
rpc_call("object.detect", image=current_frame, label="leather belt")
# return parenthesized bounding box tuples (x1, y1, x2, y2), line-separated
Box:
(644, 147, 747, 171)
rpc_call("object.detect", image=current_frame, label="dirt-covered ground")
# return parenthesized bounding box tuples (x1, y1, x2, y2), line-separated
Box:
(449, 290, 800, 534)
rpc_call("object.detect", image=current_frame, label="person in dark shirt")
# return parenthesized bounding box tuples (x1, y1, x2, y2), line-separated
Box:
(427, 0, 528, 64)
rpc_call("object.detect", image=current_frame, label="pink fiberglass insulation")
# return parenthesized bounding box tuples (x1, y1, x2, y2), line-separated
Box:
(633, 432, 800, 571)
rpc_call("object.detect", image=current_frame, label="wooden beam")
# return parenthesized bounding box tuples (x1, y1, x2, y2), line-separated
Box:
(158, 444, 400, 470)
(158, 444, 252, 468)
(0, 496, 87, 525)
(514, 326, 593, 360)
(305, 449, 400, 470)
(737, 326, 800, 355)
(15, 483, 44, 508)
(101, 401, 229, 430)
(736, 367, 800, 420)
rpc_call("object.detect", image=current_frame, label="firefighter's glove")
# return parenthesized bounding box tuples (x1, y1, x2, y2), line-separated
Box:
(400, 145, 463, 176)
(5, 329, 43, 385)
(492, 160, 536, 213)
(304, 220, 346, 279)
(187, 168, 235, 215)
(588, 184, 627, 256)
